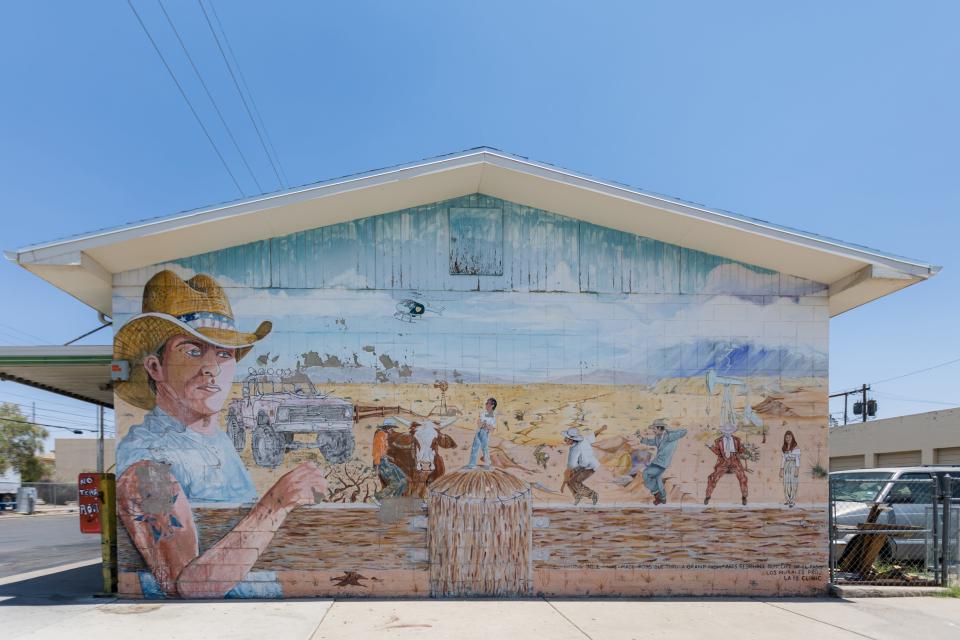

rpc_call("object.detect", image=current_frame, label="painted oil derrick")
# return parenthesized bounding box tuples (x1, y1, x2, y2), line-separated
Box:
(427, 468, 532, 597)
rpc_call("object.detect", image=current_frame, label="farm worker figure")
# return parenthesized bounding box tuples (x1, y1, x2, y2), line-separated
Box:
(372, 418, 408, 501)
(637, 418, 687, 505)
(561, 425, 607, 505)
(467, 397, 498, 469)
(113, 270, 327, 598)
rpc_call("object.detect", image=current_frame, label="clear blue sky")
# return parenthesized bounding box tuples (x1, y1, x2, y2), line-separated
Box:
(1, 1, 958, 453)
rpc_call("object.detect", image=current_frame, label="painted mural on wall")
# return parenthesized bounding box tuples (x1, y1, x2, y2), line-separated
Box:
(113, 194, 830, 599)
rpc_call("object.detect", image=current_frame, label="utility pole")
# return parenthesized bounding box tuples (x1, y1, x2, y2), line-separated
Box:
(829, 385, 873, 425)
(97, 405, 104, 473)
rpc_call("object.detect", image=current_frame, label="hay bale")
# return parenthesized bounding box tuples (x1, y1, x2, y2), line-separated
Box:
(428, 468, 532, 597)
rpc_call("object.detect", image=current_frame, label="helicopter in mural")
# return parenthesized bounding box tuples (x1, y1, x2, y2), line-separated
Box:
(393, 292, 444, 323)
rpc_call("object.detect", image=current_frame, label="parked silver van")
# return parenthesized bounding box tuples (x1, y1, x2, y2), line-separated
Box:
(831, 466, 960, 561)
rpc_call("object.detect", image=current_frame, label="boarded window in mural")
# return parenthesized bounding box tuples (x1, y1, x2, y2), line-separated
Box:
(448, 207, 504, 276)
(113, 195, 829, 599)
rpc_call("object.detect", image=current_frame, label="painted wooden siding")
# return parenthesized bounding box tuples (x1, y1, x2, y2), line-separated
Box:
(116, 194, 827, 298)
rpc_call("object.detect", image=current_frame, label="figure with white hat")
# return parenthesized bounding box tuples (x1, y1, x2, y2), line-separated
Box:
(113, 270, 328, 598)
(560, 424, 607, 505)
(372, 418, 407, 501)
(636, 418, 687, 505)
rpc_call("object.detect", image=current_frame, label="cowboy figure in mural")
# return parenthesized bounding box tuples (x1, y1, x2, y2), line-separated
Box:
(560, 425, 607, 505)
(636, 418, 687, 505)
(114, 270, 327, 599)
(372, 417, 408, 501)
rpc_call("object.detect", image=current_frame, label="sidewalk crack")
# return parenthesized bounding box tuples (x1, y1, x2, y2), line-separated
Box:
(758, 599, 879, 640)
(543, 597, 595, 640)
(306, 598, 336, 639)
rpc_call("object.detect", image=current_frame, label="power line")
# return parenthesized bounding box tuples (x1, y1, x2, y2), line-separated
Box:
(0, 398, 115, 423)
(0, 322, 50, 344)
(198, 0, 286, 189)
(0, 388, 113, 412)
(871, 390, 960, 408)
(126, 0, 245, 196)
(0, 330, 31, 346)
(0, 415, 105, 434)
(157, 0, 264, 193)
(870, 355, 960, 386)
(207, 0, 288, 186)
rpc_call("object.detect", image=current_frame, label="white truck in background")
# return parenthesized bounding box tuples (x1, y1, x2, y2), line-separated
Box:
(0, 467, 21, 511)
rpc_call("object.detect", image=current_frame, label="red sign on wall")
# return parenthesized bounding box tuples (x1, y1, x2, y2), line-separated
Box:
(78, 473, 101, 534)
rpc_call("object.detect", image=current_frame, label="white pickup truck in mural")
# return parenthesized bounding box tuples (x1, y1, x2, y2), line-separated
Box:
(226, 369, 356, 468)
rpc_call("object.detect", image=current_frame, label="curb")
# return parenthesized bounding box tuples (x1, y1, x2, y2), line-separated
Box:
(0, 508, 78, 518)
(0, 557, 101, 586)
(830, 584, 951, 598)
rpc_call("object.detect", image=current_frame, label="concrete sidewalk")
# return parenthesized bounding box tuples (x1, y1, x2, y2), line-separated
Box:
(3, 595, 960, 640)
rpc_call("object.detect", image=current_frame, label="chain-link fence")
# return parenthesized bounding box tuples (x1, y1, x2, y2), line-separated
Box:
(21, 482, 78, 506)
(830, 473, 958, 587)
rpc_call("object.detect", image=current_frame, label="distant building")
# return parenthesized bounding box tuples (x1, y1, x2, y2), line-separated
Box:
(53, 438, 116, 483)
(829, 408, 960, 470)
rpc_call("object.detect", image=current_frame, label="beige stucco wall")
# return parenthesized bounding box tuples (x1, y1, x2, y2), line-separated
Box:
(829, 408, 960, 468)
(53, 438, 116, 483)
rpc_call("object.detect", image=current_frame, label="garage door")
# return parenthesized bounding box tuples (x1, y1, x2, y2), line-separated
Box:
(876, 450, 922, 467)
(830, 455, 865, 471)
(935, 447, 960, 464)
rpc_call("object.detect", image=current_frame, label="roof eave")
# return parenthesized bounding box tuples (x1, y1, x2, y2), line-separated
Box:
(8, 148, 940, 319)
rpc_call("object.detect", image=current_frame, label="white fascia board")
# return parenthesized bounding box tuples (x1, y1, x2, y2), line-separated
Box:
(7, 148, 939, 318)
(478, 151, 937, 279)
(11, 151, 489, 266)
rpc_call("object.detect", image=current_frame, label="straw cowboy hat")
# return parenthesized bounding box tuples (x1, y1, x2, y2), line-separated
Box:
(649, 418, 668, 429)
(561, 427, 584, 442)
(113, 270, 271, 410)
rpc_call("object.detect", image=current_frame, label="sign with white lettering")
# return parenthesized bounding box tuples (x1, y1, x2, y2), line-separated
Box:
(78, 473, 101, 534)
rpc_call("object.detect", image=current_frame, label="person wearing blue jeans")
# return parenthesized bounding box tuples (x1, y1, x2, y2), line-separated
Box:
(638, 418, 687, 505)
(467, 397, 497, 469)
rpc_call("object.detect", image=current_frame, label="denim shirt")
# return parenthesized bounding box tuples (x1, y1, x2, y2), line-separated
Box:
(640, 428, 687, 468)
(116, 408, 258, 504)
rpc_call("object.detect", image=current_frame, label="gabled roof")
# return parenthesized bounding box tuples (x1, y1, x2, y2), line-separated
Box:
(6, 147, 939, 317)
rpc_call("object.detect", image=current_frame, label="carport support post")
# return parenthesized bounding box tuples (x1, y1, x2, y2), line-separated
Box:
(97, 405, 104, 473)
(99, 473, 117, 595)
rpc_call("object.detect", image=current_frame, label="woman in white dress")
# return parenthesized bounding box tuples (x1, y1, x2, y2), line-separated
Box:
(779, 430, 801, 507)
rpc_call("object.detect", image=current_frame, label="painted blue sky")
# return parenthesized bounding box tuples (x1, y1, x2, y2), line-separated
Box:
(111, 285, 829, 386)
(1, 1, 958, 450)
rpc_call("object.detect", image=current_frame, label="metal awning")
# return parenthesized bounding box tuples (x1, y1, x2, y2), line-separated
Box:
(0, 345, 113, 408)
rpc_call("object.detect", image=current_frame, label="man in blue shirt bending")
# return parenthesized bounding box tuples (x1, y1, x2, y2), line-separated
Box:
(637, 418, 687, 505)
